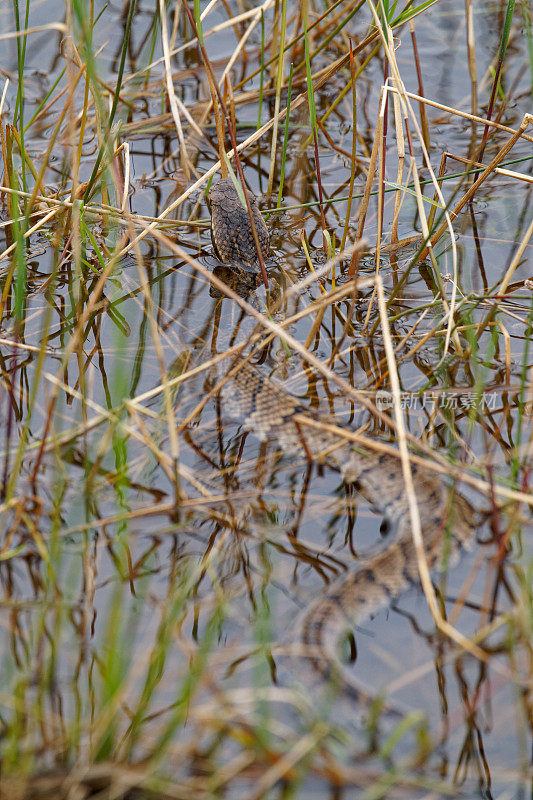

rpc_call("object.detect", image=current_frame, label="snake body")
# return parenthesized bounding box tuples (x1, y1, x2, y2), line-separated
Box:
(209, 179, 270, 270)
(209, 180, 478, 693)
(219, 359, 476, 692)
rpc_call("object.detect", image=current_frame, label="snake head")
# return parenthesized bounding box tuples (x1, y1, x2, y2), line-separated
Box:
(209, 178, 258, 208)
(209, 178, 270, 268)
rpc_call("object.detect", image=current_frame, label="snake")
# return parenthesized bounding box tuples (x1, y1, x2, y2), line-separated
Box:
(208, 178, 479, 697)
(209, 178, 270, 276)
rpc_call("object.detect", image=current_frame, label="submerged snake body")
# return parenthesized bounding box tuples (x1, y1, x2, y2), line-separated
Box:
(209, 179, 477, 692)
(220, 360, 476, 690)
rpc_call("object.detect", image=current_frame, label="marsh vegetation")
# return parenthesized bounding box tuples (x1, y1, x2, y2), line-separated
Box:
(0, 0, 532, 797)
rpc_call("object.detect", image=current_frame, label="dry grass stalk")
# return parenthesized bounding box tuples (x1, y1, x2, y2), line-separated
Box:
(374, 275, 488, 664)
(159, 0, 193, 179)
(340, 43, 358, 252)
(464, 0, 478, 118)
(355, 95, 382, 241)
(266, 0, 287, 198)
(387, 85, 533, 143)
(390, 77, 406, 245)
(410, 155, 463, 358)
(409, 19, 430, 152)
(445, 151, 533, 184)
(476, 214, 533, 339)
(423, 114, 533, 256)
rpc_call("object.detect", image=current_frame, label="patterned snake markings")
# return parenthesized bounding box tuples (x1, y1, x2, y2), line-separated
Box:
(219, 360, 477, 697)
(209, 179, 479, 699)
(209, 178, 270, 269)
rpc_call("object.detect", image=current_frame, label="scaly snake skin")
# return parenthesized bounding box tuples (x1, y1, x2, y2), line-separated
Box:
(209, 179, 270, 269)
(209, 179, 478, 694)
(219, 359, 476, 693)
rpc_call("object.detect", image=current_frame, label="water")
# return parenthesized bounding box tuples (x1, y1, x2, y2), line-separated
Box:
(0, 1, 531, 797)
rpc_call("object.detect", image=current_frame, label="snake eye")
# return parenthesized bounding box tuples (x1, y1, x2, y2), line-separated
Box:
(339, 631, 357, 664)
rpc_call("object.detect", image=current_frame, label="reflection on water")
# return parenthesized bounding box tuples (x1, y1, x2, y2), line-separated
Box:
(0, 0, 531, 797)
